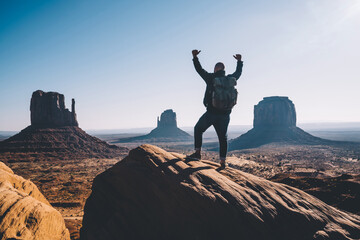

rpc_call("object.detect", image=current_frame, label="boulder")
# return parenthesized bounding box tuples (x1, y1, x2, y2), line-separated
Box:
(0, 162, 70, 240)
(80, 145, 360, 240)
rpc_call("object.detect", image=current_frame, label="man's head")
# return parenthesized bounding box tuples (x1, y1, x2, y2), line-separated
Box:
(214, 62, 225, 73)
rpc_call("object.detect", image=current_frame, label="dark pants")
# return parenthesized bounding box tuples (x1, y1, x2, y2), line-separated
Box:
(194, 111, 230, 158)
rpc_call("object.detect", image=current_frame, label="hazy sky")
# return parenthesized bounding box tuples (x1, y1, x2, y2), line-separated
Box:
(1, 0, 359, 131)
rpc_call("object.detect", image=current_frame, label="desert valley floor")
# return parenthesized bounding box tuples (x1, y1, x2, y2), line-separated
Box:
(3, 139, 360, 239)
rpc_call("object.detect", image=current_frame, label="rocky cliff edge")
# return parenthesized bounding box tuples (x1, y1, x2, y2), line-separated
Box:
(81, 144, 360, 240)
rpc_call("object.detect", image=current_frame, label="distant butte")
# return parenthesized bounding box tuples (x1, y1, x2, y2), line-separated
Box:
(115, 109, 192, 142)
(229, 96, 337, 150)
(0, 90, 127, 162)
(30, 90, 78, 127)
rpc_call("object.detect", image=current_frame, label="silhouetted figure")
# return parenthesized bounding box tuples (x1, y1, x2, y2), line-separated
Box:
(187, 50, 243, 169)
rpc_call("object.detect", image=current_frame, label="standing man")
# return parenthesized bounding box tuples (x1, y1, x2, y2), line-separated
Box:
(188, 50, 243, 169)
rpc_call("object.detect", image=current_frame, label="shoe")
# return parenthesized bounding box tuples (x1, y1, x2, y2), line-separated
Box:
(220, 160, 226, 169)
(216, 161, 226, 171)
(186, 152, 201, 160)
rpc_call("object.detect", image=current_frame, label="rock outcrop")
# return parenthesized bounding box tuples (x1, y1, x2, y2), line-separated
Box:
(157, 109, 177, 128)
(0, 90, 127, 162)
(271, 173, 360, 216)
(254, 96, 296, 127)
(80, 145, 360, 240)
(115, 109, 192, 142)
(229, 96, 334, 150)
(31, 90, 78, 127)
(0, 162, 70, 239)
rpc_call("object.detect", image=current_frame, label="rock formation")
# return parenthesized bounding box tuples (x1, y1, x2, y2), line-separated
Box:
(80, 145, 360, 240)
(229, 96, 333, 150)
(271, 173, 360, 215)
(31, 90, 78, 127)
(0, 90, 127, 162)
(157, 109, 177, 128)
(0, 162, 70, 239)
(115, 109, 192, 142)
(254, 96, 296, 127)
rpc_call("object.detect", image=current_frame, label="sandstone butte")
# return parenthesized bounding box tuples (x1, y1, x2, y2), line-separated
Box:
(114, 109, 192, 143)
(229, 96, 337, 150)
(81, 144, 360, 240)
(0, 161, 70, 240)
(0, 90, 127, 162)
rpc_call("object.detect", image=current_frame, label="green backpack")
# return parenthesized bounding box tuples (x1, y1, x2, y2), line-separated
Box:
(211, 76, 238, 111)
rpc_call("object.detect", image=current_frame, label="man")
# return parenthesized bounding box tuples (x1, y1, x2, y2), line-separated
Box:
(188, 49, 243, 169)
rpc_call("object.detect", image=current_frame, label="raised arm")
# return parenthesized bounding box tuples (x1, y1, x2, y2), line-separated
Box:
(229, 54, 243, 80)
(192, 50, 211, 82)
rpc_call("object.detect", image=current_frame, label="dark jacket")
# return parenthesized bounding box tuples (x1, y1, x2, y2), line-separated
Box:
(193, 57, 243, 114)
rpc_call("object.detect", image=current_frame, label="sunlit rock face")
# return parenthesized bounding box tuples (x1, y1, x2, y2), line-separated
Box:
(0, 162, 70, 240)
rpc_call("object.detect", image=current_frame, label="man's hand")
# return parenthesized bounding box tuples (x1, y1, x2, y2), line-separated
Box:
(233, 54, 242, 61)
(192, 49, 201, 58)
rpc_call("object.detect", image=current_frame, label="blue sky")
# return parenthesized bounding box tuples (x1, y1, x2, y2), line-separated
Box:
(1, 0, 359, 131)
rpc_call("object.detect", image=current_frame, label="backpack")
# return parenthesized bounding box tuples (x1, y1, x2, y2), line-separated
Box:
(211, 76, 238, 111)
